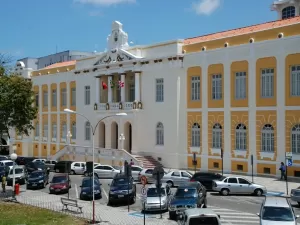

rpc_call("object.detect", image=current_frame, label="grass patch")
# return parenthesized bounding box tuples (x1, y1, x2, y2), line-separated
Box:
(0, 202, 87, 225)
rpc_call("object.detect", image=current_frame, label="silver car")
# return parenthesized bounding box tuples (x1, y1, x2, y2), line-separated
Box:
(144, 183, 172, 211)
(291, 187, 300, 206)
(7, 166, 27, 185)
(212, 176, 267, 196)
(138, 168, 167, 184)
(161, 170, 192, 187)
(122, 165, 143, 181)
(257, 196, 299, 225)
(94, 165, 120, 178)
(70, 162, 86, 175)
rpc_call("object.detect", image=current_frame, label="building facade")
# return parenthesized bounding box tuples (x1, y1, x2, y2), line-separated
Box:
(11, 1, 300, 177)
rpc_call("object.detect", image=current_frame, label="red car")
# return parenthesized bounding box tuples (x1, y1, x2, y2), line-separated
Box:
(49, 173, 71, 194)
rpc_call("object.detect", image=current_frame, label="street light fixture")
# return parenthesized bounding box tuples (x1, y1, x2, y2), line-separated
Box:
(63, 108, 127, 224)
(10, 148, 17, 197)
(119, 133, 125, 150)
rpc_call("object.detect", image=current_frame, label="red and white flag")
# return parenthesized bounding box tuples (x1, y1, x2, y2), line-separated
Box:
(118, 80, 124, 88)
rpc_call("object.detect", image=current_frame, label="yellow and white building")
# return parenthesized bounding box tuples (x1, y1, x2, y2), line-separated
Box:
(11, 0, 300, 176)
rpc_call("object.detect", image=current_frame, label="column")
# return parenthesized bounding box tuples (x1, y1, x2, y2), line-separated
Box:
(95, 78, 100, 103)
(66, 81, 70, 139)
(121, 74, 126, 102)
(48, 84, 51, 156)
(134, 72, 140, 101)
(56, 83, 60, 145)
(38, 85, 42, 157)
(108, 75, 113, 102)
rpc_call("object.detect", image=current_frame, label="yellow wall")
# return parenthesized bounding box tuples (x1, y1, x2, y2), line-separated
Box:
(187, 67, 202, 108)
(41, 144, 47, 157)
(60, 82, 66, 112)
(50, 144, 56, 156)
(183, 23, 300, 53)
(42, 84, 48, 112)
(31, 64, 75, 77)
(257, 163, 276, 175)
(187, 156, 201, 169)
(15, 142, 22, 156)
(50, 83, 57, 112)
(256, 57, 277, 107)
(286, 110, 300, 163)
(256, 111, 277, 161)
(285, 53, 300, 106)
(231, 111, 249, 158)
(231, 61, 248, 107)
(208, 158, 222, 171)
(70, 81, 76, 111)
(33, 143, 39, 157)
(208, 111, 224, 156)
(231, 161, 248, 173)
(60, 114, 67, 141)
(208, 64, 224, 108)
(187, 112, 202, 153)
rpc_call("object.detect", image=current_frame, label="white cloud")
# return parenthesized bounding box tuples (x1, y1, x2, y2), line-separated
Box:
(192, 0, 221, 15)
(74, 0, 136, 6)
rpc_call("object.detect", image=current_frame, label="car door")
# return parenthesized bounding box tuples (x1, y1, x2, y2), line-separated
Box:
(145, 169, 154, 182)
(237, 178, 253, 194)
(170, 171, 181, 186)
(94, 165, 104, 177)
(227, 178, 239, 193)
(181, 171, 192, 185)
(72, 163, 81, 174)
(104, 166, 115, 178)
(131, 166, 142, 180)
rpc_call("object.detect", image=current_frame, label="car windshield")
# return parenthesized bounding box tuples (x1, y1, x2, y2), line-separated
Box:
(9, 168, 23, 174)
(52, 176, 67, 183)
(34, 162, 45, 167)
(262, 206, 294, 221)
(175, 188, 197, 198)
(112, 178, 130, 186)
(4, 162, 14, 167)
(82, 179, 100, 187)
(189, 217, 219, 225)
(147, 188, 166, 197)
(219, 176, 227, 181)
(29, 172, 44, 178)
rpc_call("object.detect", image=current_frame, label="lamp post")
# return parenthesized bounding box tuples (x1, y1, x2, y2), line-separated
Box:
(64, 108, 127, 224)
(10, 146, 17, 197)
(66, 131, 72, 199)
(119, 133, 125, 150)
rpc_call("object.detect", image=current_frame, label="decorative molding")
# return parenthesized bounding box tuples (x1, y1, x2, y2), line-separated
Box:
(42, 137, 47, 142)
(34, 136, 39, 141)
(233, 150, 247, 158)
(259, 151, 275, 160)
(211, 148, 221, 155)
(51, 138, 56, 142)
(190, 147, 201, 153)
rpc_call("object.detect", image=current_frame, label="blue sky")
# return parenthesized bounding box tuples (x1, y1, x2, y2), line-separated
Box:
(1, 0, 276, 60)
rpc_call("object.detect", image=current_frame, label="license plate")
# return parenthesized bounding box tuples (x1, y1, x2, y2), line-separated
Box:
(118, 195, 124, 198)
(55, 189, 60, 192)
(32, 184, 37, 186)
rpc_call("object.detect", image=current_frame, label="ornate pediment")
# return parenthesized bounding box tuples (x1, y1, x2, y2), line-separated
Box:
(94, 49, 136, 65)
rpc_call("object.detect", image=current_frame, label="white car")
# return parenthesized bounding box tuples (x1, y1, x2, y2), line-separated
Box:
(0, 160, 17, 170)
(122, 165, 143, 181)
(70, 162, 86, 175)
(32, 158, 46, 163)
(94, 165, 120, 178)
(161, 170, 192, 187)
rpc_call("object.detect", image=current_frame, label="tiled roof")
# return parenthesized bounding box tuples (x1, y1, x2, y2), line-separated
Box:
(184, 16, 300, 45)
(43, 60, 76, 69)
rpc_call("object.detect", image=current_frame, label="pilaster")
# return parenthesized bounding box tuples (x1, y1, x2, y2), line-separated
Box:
(39, 85, 42, 157)
(108, 76, 113, 103)
(56, 83, 60, 145)
(134, 72, 141, 101)
(121, 74, 126, 102)
(95, 78, 100, 103)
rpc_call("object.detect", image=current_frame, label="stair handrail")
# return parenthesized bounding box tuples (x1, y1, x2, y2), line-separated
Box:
(117, 148, 142, 167)
(49, 144, 68, 161)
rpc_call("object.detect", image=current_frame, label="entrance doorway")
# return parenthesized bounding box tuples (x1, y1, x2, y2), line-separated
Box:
(124, 122, 132, 153)
(111, 122, 118, 149)
(99, 122, 105, 148)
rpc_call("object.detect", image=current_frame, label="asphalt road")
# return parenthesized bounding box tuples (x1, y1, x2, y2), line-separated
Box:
(19, 172, 300, 224)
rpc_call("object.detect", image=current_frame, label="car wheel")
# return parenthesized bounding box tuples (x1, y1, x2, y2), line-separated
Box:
(202, 198, 207, 208)
(79, 195, 83, 200)
(70, 170, 75, 175)
(169, 212, 176, 220)
(298, 202, 300, 206)
(131, 194, 136, 204)
(84, 171, 88, 176)
(221, 188, 230, 196)
(167, 181, 174, 187)
(254, 188, 263, 196)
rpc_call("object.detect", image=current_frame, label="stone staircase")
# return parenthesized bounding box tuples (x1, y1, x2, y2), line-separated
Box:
(133, 155, 164, 168)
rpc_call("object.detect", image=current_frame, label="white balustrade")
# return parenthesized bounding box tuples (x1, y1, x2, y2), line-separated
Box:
(98, 103, 107, 110)
(110, 103, 119, 110)
(124, 102, 133, 110)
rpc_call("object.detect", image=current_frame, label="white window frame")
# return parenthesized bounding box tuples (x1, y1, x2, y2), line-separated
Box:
(191, 123, 200, 147)
(52, 89, 57, 107)
(212, 74, 222, 100)
(43, 91, 48, 107)
(61, 88, 67, 106)
(43, 124, 48, 138)
(291, 65, 300, 96)
(261, 68, 274, 98)
(261, 124, 274, 152)
(156, 122, 164, 145)
(191, 76, 200, 101)
(235, 72, 246, 99)
(52, 123, 57, 138)
(35, 123, 40, 137)
(35, 94, 39, 107)
(235, 124, 247, 151)
(156, 78, 164, 102)
(129, 83, 135, 102)
(212, 123, 222, 149)
(72, 122, 76, 139)
(62, 123, 67, 139)
(85, 122, 91, 141)
(71, 87, 76, 106)
(85, 86, 91, 105)
(282, 6, 295, 19)
(291, 124, 300, 154)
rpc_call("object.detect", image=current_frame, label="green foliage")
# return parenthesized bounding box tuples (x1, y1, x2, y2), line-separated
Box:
(0, 74, 38, 137)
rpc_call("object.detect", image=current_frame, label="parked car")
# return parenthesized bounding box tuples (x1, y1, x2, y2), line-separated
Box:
(291, 187, 300, 206)
(168, 182, 207, 220)
(213, 176, 267, 196)
(53, 161, 73, 173)
(108, 173, 136, 205)
(25, 161, 47, 174)
(94, 165, 120, 178)
(0, 160, 17, 170)
(79, 177, 102, 200)
(177, 208, 221, 225)
(257, 196, 299, 225)
(0, 155, 8, 161)
(83, 163, 101, 176)
(32, 158, 46, 163)
(122, 165, 143, 181)
(49, 173, 71, 194)
(27, 171, 49, 189)
(16, 157, 36, 166)
(7, 166, 27, 186)
(45, 160, 57, 172)
(161, 170, 192, 187)
(190, 172, 224, 190)
(0, 166, 7, 177)
(138, 168, 167, 184)
(144, 183, 172, 212)
(70, 162, 86, 175)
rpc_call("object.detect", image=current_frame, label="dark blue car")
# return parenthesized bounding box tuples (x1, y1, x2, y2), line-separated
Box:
(80, 177, 102, 200)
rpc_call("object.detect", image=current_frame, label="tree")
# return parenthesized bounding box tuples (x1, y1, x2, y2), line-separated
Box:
(0, 74, 38, 139)
(0, 53, 14, 75)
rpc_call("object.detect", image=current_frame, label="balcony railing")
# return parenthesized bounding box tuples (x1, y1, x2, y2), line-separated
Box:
(95, 101, 143, 111)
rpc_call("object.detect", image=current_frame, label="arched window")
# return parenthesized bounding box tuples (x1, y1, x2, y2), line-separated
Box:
(191, 123, 200, 147)
(72, 122, 76, 139)
(261, 124, 274, 152)
(291, 124, 300, 153)
(235, 124, 247, 150)
(85, 122, 91, 141)
(156, 122, 164, 145)
(35, 122, 39, 136)
(62, 122, 67, 139)
(212, 123, 222, 149)
(282, 6, 295, 19)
